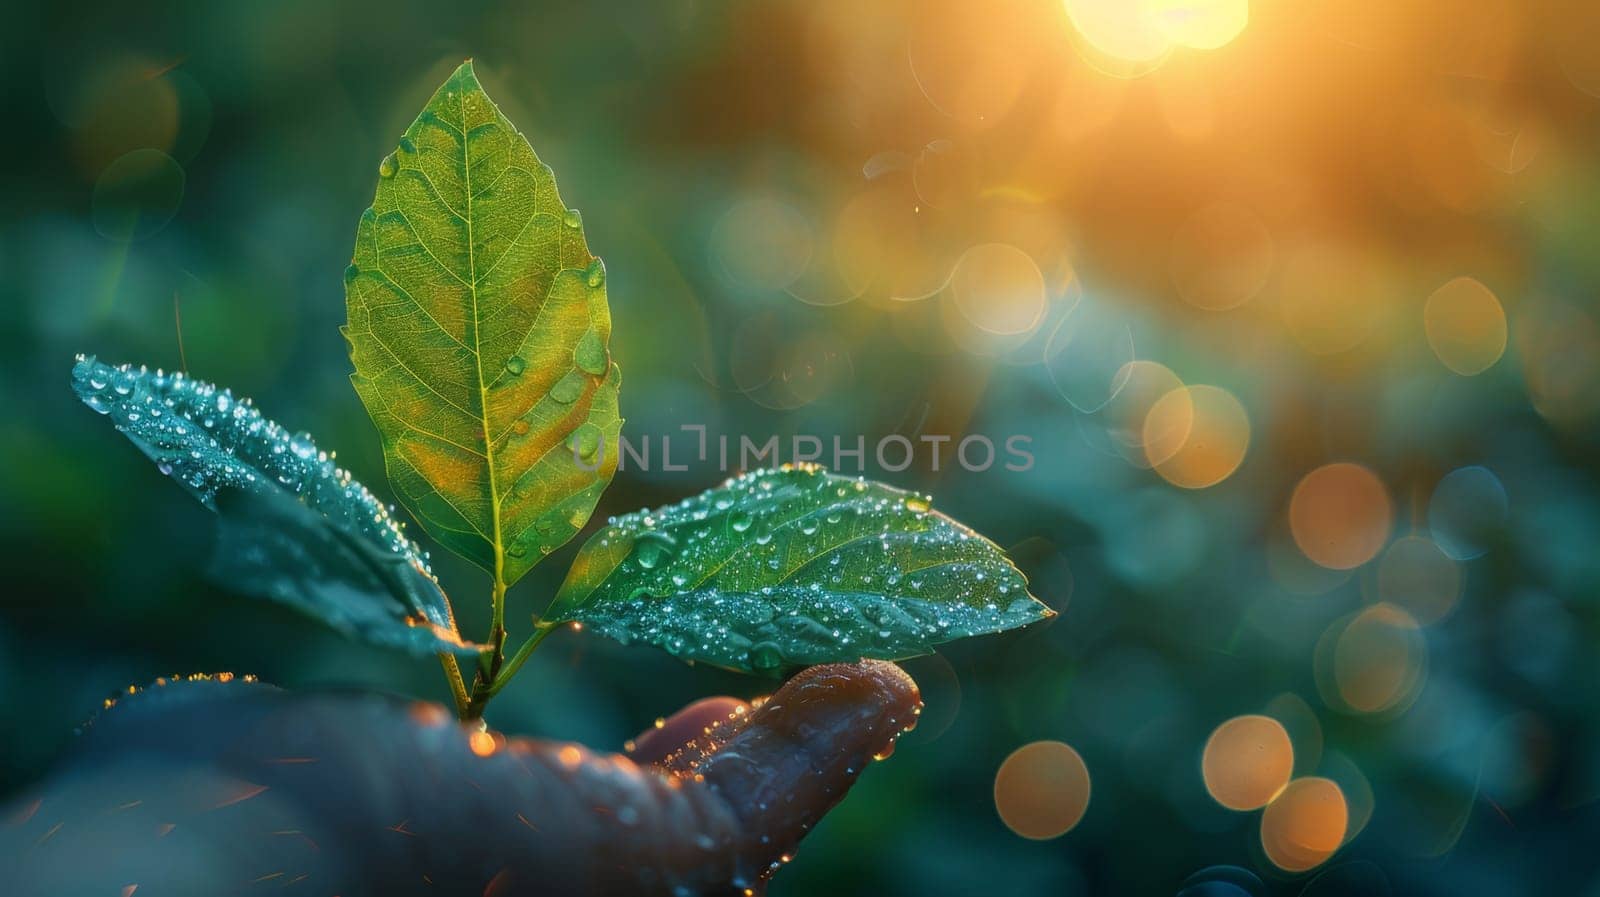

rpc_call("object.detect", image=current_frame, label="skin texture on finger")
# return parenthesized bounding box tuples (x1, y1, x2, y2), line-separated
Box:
(628, 696, 750, 767)
(0, 661, 920, 897)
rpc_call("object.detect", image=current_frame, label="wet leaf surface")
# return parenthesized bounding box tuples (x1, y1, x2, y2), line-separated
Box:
(549, 464, 1053, 672)
(344, 60, 620, 587)
(71, 356, 479, 655)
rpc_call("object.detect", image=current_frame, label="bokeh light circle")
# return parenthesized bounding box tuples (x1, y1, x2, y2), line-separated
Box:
(1149, 0, 1249, 50)
(1516, 299, 1600, 426)
(710, 197, 814, 291)
(1423, 276, 1507, 375)
(1044, 295, 1136, 412)
(1428, 465, 1508, 560)
(1376, 535, 1462, 624)
(833, 187, 953, 301)
(1143, 385, 1250, 488)
(1201, 714, 1294, 810)
(950, 243, 1048, 336)
(91, 148, 186, 241)
(1260, 777, 1348, 872)
(1101, 360, 1187, 466)
(1321, 604, 1428, 715)
(1279, 244, 1389, 355)
(1289, 463, 1394, 570)
(1170, 202, 1274, 311)
(1063, 0, 1173, 70)
(994, 740, 1092, 840)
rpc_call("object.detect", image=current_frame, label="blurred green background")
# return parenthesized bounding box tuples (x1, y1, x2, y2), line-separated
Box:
(3, 0, 1599, 894)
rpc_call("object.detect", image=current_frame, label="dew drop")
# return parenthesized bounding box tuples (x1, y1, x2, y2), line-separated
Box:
(747, 642, 783, 672)
(551, 374, 583, 404)
(730, 510, 753, 533)
(504, 355, 526, 376)
(574, 331, 607, 375)
(378, 153, 398, 178)
(563, 209, 582, 229)
(634, 532, 678, 570)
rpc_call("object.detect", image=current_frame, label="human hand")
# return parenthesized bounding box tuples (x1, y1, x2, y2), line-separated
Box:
(1, 660, 920, 896)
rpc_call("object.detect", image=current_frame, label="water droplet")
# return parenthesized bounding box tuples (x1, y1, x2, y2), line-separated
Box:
(551, 374, 583, 403)
(504, 355, 526, 376)
(905, 496, 930, 513)
(563, 209, 582, 229)
(585, 259, 606, 288)
(634, 531, 678, 570)
(378, 152, 398, 178)
(397, 137, 416, 155)
(730, 510, 753, 533)
(574, 331, 607, 375)
(747, 642, 783, 671)
(570, 423, 602, 461)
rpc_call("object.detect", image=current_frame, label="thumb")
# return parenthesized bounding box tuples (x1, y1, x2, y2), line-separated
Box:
(648, 660, 922, 879)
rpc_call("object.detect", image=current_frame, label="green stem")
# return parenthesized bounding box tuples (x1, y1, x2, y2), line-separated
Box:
(462, 576, 509, 721)
(488, 621, 558, 696)
(437, 652, 470, 717)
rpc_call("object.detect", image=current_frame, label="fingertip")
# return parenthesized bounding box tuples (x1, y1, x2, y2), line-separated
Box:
(628, 696, 750, 767)
(695, 660, 923, 870)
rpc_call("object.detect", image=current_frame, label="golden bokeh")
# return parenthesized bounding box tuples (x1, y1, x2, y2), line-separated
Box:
(1149, 0, 1250, 51)
(1327, 604, 1427, 714)
(994, 740, 1092, 840)
(1201, 714, 1294, 810)
(1375, 535, 1462, 624)
(1423, 276, 1507, 375)
(1063, 0, 1173, 71)
(1170, 202, 1274, 311)
(1289, 463, 1394, 570)
(950, 243, 1049, 336)
(1260, 777, 1348, 872)
(1103, 360, 1187, 466)
(833, 186, 953, 302)
(1278, 244, 1392, 356)
(1517, 299, 1600, 427)
(1143, 385, 1250, 488)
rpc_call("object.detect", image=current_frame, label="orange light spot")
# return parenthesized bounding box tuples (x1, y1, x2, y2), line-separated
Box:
(1202, 715, 1295, 810)
(557, 745, 583, 769)
(993, 740, 1091, 840)
(469, 731, 497, 757)
(1289, 463, 1393, 570)
(1424, 277, 1507, 375)
(1143, 385, 1250, 488)
(1170, 202, 1273, 311)
(1332, 604, 1426, 714)
(1260, 777, 1348, 872)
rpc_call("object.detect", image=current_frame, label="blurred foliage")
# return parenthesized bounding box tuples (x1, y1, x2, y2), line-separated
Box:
(2, 0, 1599, 895)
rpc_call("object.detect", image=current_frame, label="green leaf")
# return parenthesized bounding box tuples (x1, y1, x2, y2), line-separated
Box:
(547, 464, 1054, 674)
(344, 60, 620, 589)
(71, 355, 482, 656)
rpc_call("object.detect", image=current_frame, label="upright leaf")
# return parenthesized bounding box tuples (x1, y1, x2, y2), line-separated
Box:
(547, 465, 1054, 673)
(70, 356, 481, 656)
(344, 60, 620, 588)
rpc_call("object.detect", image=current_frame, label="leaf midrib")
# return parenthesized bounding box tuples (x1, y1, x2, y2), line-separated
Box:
(459, 82, 507, 583)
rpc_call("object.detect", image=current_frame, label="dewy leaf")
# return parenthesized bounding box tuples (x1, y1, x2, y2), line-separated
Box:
(344, 60, 620, 589)
(70, 355, 482, 656)
(547, 464, 1054, 674)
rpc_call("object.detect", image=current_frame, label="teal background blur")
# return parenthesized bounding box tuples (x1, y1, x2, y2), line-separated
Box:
(3, 1, 1599, 894)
